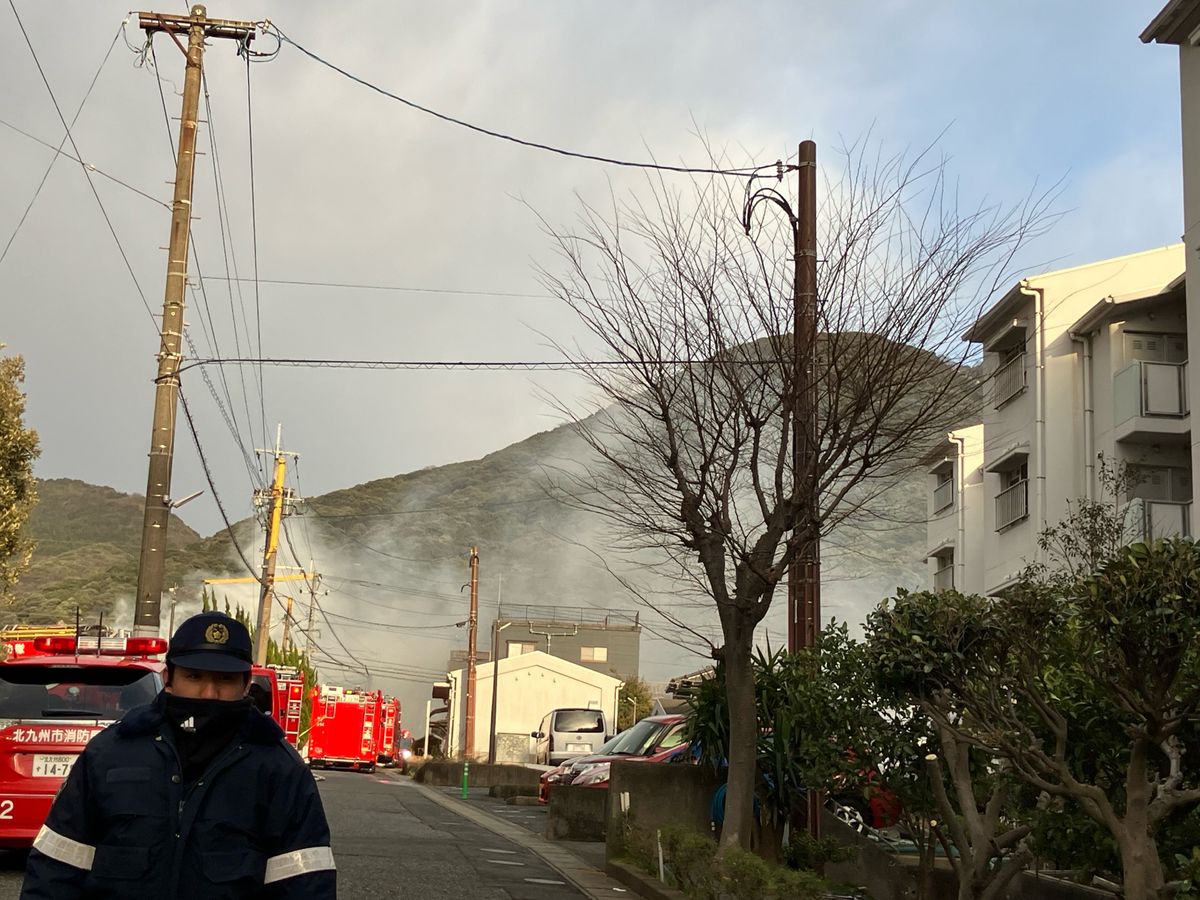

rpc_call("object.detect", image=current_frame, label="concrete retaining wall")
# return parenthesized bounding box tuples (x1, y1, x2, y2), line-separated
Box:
(546, 785, 609, 841)
(606, 761, 724, 860)
(413, 761, 541, 789)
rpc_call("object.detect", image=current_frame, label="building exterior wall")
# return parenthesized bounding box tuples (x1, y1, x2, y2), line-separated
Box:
(447, 651, 621, 763)
(924, 425, 985, 596)
(1180, 44, 1200, 491)
(493, 620, 641, 680)
(928, 247, 1189, 594)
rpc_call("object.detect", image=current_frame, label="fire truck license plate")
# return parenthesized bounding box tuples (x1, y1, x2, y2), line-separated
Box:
(32, 755, 76, 778)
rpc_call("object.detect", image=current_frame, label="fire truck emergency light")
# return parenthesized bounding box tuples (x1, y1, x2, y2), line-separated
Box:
(33, 636, 76, 654)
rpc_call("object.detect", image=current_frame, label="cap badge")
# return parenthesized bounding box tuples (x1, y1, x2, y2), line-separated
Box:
(205, 622, 230, 645)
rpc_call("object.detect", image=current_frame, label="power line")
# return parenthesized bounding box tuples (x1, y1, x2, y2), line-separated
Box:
(0, 20, 123, 266)
(203, 275, 555, 300)
(0, 117, 170, 210)
(177, 357, 693, 373)
(244, 48, 268, 456)
(269, 23, 771, 178)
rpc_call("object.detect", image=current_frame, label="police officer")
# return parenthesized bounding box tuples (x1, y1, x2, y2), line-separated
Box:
(21, 612, 336, 899)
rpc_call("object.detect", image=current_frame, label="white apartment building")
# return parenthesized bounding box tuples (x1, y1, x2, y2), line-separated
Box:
(1144, 1, 1200, 484)
(925, 246, 1189, 594)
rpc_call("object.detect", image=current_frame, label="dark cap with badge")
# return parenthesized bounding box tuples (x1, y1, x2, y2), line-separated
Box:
(166, 612, 253, 673)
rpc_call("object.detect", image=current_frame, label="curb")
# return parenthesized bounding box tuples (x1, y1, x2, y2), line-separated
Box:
(606, 860, 686, 900)
(406, 780, 633, 900)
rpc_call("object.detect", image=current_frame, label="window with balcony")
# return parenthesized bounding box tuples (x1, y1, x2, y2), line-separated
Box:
(933, 469, 954, 514)
(995, 463, 1029, 530)
(993, 345, 1027, 408)
(1125, 465, 1193, 541)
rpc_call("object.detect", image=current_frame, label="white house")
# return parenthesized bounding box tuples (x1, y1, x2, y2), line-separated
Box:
(925, 246, 1189, 594)
(445, 650, 621, 763)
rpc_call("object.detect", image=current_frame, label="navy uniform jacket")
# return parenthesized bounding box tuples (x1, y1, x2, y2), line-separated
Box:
(21, 694, 336, 899)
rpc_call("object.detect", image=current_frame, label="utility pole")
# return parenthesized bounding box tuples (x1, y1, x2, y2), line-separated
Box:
(786, 140, 822, 839)
(132, 7, 257, 637)
(281, 595, 294, 652)
(788, 139, 821, 655)
(304, 560, 318, 656)
(253, 425, 298, 665)
(464, 547, 480, 759)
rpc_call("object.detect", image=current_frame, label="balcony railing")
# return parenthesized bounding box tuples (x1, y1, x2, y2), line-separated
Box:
(995, 479, 1028, 530)
(1114, 360, 1189, 424)
(993, 354, 1026, 408)
(1127, 498, 1193, 541)
(932, 478, 954, 513)
(933, 564, 955, 592)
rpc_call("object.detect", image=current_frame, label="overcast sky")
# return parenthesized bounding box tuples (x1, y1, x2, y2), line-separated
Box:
(0, 1, 1187, 708)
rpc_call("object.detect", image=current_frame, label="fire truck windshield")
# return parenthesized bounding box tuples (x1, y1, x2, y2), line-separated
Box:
(0, 666, 159, 721)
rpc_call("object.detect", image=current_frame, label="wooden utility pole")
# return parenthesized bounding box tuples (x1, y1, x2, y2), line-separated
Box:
(281, 595, 294, 652)
(788, 139, 821, 655)
(787, 140, 822, 839)
(464, 547, 480, 759)
(254, 426, 297, 665)
(132, 7, 256, 637)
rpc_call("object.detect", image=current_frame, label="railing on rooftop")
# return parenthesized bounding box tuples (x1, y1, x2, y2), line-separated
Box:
(497, 604, 639, 628)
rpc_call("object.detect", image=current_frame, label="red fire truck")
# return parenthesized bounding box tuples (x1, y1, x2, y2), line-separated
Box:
(307, 685, 381, 773)
(270, 665, 305, 748)
(248, 664, 305, 747)
(377, 696, 401, 767)
(0, 632, 167, 847)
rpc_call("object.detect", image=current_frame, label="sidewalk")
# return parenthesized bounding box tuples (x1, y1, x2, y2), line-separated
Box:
(404, 779, 629, 899)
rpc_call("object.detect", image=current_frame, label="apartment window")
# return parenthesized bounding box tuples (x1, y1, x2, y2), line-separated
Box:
(1126, 465, 1192, 503)
(580, 647, 608, 663)
(993, 345, 1027, 408)
(995, 462, 1029, 530)
(933, 469, 954, 514)
(1124, 331, 1187, 364)
(933, 551, 955, 592)
(507, 641, 538, 657)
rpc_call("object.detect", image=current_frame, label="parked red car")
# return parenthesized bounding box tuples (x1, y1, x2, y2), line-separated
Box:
(539, 714, 689, 803)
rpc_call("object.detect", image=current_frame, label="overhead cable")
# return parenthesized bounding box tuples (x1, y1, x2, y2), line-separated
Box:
(268, 23, 770, 178)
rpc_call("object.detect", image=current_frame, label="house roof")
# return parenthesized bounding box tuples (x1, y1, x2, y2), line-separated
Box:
(1142, 0, 1200, 44)
(1066, 278, 1186, 336)
(963, 248, 1186, 345)
(450, 649, 623, 688)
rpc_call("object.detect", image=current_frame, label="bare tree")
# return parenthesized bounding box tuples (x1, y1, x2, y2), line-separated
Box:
(539, 141, 1055, 850)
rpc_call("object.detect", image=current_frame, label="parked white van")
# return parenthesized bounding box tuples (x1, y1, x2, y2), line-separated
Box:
(531, 707, 611, 765)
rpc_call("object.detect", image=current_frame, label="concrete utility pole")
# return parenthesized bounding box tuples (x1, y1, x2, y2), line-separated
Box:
(132, 7, 257, 637)
(304, 560, 319, 656)
(464, 547, 480, 759)
(281, 595, 294, 652)
(254, 426, 298, 665)
(788, 139, 821, 655)
(487, 619, 512, 764)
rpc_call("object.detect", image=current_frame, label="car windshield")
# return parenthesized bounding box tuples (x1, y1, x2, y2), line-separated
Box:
(594, 729, 629, 755)
(607, 719, 669, 755)
(0, 665, 160, 721)
(554, 710, 604, 733)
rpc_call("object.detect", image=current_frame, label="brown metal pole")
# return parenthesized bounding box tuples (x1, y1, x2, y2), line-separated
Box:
(464, 547, 480, 758)
(132, 9, 207, 637)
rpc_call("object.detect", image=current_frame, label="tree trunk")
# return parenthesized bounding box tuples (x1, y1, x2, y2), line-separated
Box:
(719, 625, 757, 852)
(1113, 825, 1166, 900)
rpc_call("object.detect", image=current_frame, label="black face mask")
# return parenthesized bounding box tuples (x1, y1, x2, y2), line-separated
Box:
(162, 694, 253, 784)
(163, 694, 253, 734)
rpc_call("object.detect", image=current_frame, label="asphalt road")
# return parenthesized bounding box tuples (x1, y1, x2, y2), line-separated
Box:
(0, 771, 593, 899)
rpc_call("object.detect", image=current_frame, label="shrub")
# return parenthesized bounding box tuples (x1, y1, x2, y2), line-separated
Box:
(784, 831, 856, 873)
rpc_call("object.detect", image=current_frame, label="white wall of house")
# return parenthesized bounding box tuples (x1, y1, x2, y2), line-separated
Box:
(925, 425, 985, 595)
(445, 650, 621, 762)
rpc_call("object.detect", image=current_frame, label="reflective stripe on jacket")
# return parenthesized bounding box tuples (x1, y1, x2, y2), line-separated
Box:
(21, 692, 336, 899)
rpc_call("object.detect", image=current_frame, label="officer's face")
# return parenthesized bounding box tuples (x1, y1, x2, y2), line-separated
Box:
(166, 667, 249, 701)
